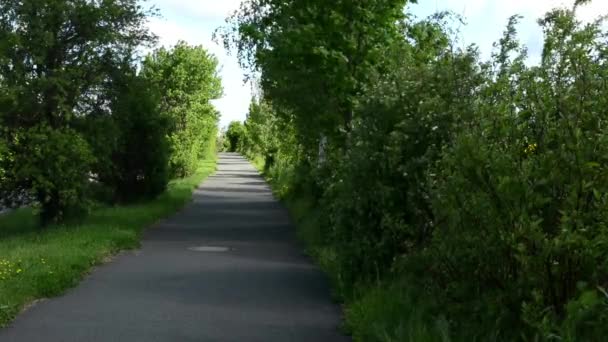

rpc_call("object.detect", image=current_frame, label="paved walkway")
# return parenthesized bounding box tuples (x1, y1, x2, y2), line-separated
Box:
(0, 153, 347, 341)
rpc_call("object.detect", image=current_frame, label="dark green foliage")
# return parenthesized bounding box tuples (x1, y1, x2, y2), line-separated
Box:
(102, 73, 170, 202)
(427, 9, 608, 338)
(0, 0, 156, 223)
(0, 2, 222, 223)
(227, 0, 608, 340)
(225, 121, 246, 152)
(322, 14, 483, 285)
(10, 126, 94, 224)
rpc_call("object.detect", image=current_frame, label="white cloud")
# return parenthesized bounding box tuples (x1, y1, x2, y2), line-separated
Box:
(411, 0, 608, 63)
(146, 1, 251, 128)
(421, 0, 606, 19)
(152, 0, 243, 20)
(146, 16, 221, 54)
(143, 0, 608, 127)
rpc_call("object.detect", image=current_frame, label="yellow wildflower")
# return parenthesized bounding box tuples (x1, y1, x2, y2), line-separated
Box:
(524, 143, 537, 154)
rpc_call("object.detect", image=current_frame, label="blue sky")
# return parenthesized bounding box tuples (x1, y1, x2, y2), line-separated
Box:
(145, 0, 608, 129)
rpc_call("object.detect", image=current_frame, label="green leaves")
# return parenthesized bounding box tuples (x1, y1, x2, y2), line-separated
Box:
(231, 1, 608, 340)
(220, 0, 409, 154)
(97, 70, 171, 202)
(432, 7, 608, 339)
(12, 125, 95, 224)
(0, 0, 156, 223)
(141, 42, 222, 178)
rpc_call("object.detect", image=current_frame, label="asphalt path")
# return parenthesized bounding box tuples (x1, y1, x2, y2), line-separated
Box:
(0, 153, 347, 342)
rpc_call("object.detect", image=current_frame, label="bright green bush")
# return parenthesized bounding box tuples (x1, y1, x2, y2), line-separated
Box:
(241, 100, 285, 172)
(141, 42, 222, 178)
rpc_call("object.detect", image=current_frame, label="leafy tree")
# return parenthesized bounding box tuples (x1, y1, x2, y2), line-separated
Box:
(101, 70, 170, 202)
(0, 0, 155, 223)
(239, 97, 300, 196)
(9, 125, 95, 223)
(141, 42, 222, 178)
(242, 99, 282, 171)
(322, 13, 483, 285)
(219, 0, 412, 155)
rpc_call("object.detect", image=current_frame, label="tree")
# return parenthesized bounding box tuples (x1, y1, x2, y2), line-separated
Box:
(431, 9, 608, 336)
(141, 42, 222, 177)
(218, 0, 412, 157)
(242, 99, 279, 170)
(0, 0, 155, 223)
(102, 70, 170, 202)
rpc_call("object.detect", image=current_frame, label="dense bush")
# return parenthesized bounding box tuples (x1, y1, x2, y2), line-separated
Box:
(225, 0, 608, 339)
(10, 126, 95, 224)
(321, 14, 482, 284)
(0, 124, 98, 225)
(102, 73, 170, 202)
(427, 10, 608, 337)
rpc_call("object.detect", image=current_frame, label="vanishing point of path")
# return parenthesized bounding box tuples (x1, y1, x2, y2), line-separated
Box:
(0, 153, 347, 342)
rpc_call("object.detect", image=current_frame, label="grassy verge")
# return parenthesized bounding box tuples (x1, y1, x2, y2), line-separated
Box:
(249, 155, 449, 342)
(0, 157, 216, 326)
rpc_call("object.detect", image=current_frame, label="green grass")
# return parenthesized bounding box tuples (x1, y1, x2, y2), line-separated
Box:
(345, 279, 451, 342)
(0, 157, 216, 326)
(249, 154, 265, 172)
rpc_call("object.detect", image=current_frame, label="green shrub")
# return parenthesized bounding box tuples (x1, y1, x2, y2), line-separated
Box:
(11, 126, 94, 224)
(105, 74, 171, 202)
(426, 9, 608, 337)
(316, 13, 482, 285)
(0, 0, 154, 223)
